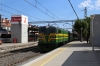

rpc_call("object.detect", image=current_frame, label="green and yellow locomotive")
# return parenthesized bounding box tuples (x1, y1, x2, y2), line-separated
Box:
(38, 26, 72, 51)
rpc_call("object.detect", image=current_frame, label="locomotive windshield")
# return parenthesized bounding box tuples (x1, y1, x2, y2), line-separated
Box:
(39, 26, 56, 34)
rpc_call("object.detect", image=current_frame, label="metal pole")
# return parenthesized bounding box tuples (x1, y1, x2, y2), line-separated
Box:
(0, 14, 1, 28)
(91, 15, 94, 51)
(68, 0, 79, 19)
(84, 7, 87, 19)
(80, 28, 83, 42)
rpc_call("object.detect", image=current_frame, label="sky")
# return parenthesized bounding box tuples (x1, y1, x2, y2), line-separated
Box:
(0, 0, 100, 31)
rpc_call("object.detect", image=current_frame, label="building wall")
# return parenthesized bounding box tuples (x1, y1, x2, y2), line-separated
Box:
(90, 14, 100, 47)
(11, 24, 21, 43)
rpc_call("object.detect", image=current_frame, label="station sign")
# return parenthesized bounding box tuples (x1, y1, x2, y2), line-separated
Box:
(11, 17, 21, 22)
(11, 15, 28, 24)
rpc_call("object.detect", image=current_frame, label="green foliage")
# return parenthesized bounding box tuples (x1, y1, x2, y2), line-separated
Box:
(73, 17, 91, 39)
(74, 19, 81, 32)
(82, 29, 88, 38)
(81, 20, 88, 29)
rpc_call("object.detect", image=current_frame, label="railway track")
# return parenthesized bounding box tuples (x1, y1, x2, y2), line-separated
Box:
(0, 46, 41, 66)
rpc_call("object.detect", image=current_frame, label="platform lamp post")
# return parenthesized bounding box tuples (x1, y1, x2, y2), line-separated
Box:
(90, 15, 94, 51)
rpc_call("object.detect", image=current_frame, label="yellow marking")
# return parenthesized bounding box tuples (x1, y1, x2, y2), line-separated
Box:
(51, 38, 61, 39)
(30, 44, 71, 66)
(39, 33, 46, 42)
(39, 38, 46, 42)
(50, 37, 68, 40)
(48, 33, 68, 42)
(39, 33, 68, 42)
(48, 34, 51, 42)
(38, 33, 44, 36)
(49, 33, 68, 36)
(41, 44, 71, 66)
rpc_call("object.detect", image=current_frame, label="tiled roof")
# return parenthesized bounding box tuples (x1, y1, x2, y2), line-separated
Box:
(1, 18, 11, 27)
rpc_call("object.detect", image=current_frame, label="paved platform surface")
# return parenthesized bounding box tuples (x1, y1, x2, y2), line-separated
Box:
(0, 41, 38, 52)
(22, 41, 100, 66)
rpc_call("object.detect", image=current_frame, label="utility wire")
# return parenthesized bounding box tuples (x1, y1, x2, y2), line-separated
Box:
(68, 0, 83, 42)
(0, 3, 43, 21)
(68, 0, 79, 19)
(0, 9, 33, 21)
(24, 0, 57, 20)
(35, 0, 60, 19)
(0, 9, 28, 20)
(62, 10, 83, 19)
(0, 9, 14, 14)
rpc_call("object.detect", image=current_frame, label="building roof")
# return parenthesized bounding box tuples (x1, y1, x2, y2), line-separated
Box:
(1, 18, 11, 27)
(1, 18, 39, 30)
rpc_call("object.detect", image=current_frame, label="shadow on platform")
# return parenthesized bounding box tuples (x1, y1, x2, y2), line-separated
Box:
(62, 50, 100, 66)
(63, 41, 92, 47)
(69, 43, 92, 47)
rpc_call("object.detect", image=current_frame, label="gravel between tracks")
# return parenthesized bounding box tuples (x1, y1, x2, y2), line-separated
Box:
(0, 46, 41, 66)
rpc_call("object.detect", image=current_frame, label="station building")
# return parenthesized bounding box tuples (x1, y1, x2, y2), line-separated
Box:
(1, 18, 39, 42)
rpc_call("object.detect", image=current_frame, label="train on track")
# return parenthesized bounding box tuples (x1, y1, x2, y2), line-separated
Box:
(38, 26, 73, 52)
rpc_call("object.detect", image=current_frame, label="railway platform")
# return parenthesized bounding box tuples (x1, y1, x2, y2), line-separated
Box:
(0, 41, 38, 53)
(22, 41, 100, 66)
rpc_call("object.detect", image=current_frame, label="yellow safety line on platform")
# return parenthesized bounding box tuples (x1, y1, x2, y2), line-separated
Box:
(30, 44, 71, 66)
(41, 44, 71, 66)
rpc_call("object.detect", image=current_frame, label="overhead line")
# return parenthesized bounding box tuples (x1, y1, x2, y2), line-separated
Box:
(0, 9, 32, 21)
(35, 0, 60, 19)
(0, 9, 14, 14)
(0, 9, 36, 21)
(24, 0, 57, 20)
(0, 3, 43, 21)
(68, 0, 79, 19)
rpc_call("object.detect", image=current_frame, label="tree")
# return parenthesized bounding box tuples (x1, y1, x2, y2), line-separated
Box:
(85, 17, 91, 35)
(73, 18, 90, 40)
(74, 19, 81, 34)
(81, 20, 88, 38)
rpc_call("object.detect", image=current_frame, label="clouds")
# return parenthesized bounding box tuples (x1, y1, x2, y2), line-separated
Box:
(78, 0, 100, 10)
(95, 0, 100, 10)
